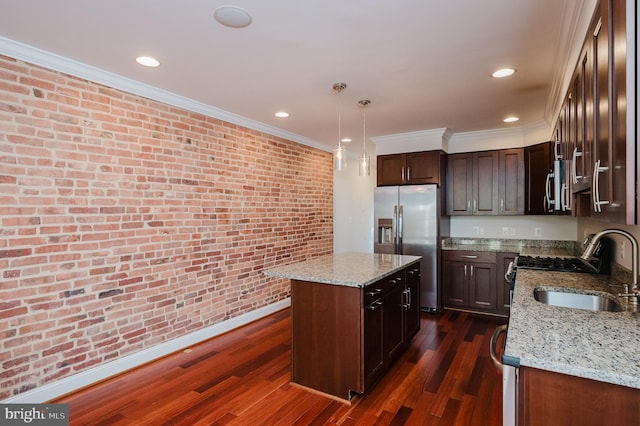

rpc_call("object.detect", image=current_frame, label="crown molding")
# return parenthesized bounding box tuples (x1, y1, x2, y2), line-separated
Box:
(544, 0, 598, 127)
(0, 36, 330, 152)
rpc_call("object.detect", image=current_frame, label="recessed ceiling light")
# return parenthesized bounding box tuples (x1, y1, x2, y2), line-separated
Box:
(492, 68, 516, 78)
(214, 6, 253, 28)
(135, 56, 160, 67)
(504, 116, 520, 123)
(275, 112, 289, 118)
(341, 138, 352, 143)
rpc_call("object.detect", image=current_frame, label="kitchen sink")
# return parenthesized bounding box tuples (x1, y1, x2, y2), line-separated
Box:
(533, 288, 623, 312)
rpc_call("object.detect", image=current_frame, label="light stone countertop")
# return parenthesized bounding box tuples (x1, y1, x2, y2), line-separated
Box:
(262, 252, 421, 287)
(504, 268, 640, 389)
(441, 237, 578, 257)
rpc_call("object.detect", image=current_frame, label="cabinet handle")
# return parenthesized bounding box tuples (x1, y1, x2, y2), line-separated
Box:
(545, 169, 555, 211)
(500, 199, 504, 213)
(572, 147, 583, 184)
(407, 288, 411, 308)
(462, 255, 477, 259)
(470, 265, 474, 278)
(561, 183, 571, 211)
(368, 301, 383, 311)
(592, 160, 609, 213)
(467, 200, 471, 213)
(473, 199, 477, 213)
(366, 288, 383, 296)
(464, 264, 467, 277)
(407, 166, 411, 182)
(401, 166, 405, 182)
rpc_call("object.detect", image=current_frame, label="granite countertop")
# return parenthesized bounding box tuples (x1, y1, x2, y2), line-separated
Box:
(441, 237, 577, 257)
(504, 268, 640, 389)
(263, 252, 421, 288)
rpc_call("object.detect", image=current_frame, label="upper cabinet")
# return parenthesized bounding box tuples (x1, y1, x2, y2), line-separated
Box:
(498, 149, 525, 215)
(524, 142, 553, 215)
(377, 150, 445, 186)
(447, 149, 523, 216)
(559, 0, 635, 224)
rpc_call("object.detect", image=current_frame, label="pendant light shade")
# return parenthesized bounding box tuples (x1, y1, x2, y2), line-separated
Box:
(333, 83, 347, 171)
(358, 99, 371, 177)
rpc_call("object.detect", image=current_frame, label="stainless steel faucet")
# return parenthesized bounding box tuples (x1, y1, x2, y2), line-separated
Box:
(580, 228, 639, 305)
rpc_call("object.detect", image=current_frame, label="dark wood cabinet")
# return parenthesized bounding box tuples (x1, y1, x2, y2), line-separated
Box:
(498, 148, 525, 215)
(377, 150, 445, 186)
(447, 149, 522, 216)
(291, 263, 420, 400)
(363, 292, 384, 390)
(524, 142, 553, 215)
(518, 367, 639, 425)
(557, 0, 632, 223)
(442, 250, 497, 312)
(404, 265, 421, 341)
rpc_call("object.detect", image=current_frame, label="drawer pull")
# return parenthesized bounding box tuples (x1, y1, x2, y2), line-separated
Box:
(462, 255, 478, 259)
(368, 301, 383, 311)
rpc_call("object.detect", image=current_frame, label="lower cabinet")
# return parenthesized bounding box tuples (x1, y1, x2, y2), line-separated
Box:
(443, 250, 497, 312)
(443, 250, 515, 316)
(291, 263, 421, 400)
(518, 367, 639, 425)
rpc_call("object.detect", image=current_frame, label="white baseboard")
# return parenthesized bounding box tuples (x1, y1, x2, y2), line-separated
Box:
(2, 298, 290, 403)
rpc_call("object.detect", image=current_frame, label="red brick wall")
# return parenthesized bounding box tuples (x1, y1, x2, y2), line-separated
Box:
(0, 55, 333, 399)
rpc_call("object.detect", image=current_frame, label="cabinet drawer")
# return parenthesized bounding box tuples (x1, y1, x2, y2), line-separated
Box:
(443, 250, 496, 263)
(363, 270, 404, 305)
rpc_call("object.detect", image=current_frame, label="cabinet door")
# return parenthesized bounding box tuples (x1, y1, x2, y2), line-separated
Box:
(384, 281, 405, 362)
(404, 266, 421, 341)
(473, 151, 499, 215)
(442, 260, 468, 307)
(498, 149, 524, 215)
(592, 5, 611, 216)
(363, 298, 385, 390)
(468, 262, 497, 310)
(446, 153, 473, 215)
(608, 0, 627, 223)
(406, 151, 440, 185)
(524, 142, 552, 215)
(377, 154, 405, 186)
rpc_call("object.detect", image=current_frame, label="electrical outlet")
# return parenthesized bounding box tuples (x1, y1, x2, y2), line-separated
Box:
(472, 226, 479, 235)
(509, 228, 516, 236)
(478, 227, 485, 235)
(534, 227, 542, 237)
(502, 227, 509, 236)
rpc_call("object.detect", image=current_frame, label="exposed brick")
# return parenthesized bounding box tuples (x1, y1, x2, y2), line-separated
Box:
(0, 54, 332, 399)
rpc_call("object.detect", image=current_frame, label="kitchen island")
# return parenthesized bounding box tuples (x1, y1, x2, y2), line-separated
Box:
(264, 252, 421, 401)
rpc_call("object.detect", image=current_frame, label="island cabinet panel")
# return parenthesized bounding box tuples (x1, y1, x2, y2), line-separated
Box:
(518, 367, 639, 425)
(290, 263, 420, 400)
(290, 280, 362, 399)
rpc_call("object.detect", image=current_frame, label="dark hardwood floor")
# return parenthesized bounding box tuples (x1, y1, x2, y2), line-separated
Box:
(54, 308, 506, 425)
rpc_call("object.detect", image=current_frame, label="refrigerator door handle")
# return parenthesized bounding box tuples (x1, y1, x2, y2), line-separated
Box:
(398, 205, 404, 254)
(393, 205, 399, 252)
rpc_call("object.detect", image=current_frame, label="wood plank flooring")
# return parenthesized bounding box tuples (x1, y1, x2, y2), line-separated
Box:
(54, 309, 506, 425)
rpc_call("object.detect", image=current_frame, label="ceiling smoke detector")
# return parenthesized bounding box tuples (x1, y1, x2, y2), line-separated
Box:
(213, 6, 253, 28)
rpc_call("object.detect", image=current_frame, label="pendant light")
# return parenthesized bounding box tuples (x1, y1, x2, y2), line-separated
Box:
(358, 99, 371, 176)
(333, 83, 347, 171)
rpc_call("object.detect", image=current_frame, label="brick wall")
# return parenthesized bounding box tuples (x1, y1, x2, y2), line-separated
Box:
(0, 55, 333, 399)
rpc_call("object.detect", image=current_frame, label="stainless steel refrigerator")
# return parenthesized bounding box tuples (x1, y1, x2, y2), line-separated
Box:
(374, 185, 449, 312)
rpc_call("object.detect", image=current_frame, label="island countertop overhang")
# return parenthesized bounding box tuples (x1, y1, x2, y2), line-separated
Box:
(263, 252, 421, 288)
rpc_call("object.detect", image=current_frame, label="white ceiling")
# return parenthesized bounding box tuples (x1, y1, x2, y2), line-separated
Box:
(0, 1, 589, 152)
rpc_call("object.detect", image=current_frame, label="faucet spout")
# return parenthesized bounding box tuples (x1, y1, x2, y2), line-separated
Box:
(580, 229, 639, 303)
